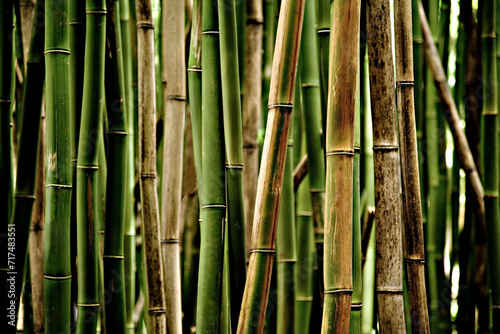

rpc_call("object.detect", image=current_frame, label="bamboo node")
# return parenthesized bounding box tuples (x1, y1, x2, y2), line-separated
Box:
(324, 289, 353, 294)
(226, 164, 244, 169)
(187, 67, 202, 72)
(484, 193, 500, 198)
(377, 288, 404, 293)
(167, 95, 186, 101)
(482, 111, 498, 116)
(201, 30, 220, 35)
(76, 303, 100, 307)
(45, 184, 72, 189)
(137, 22, 154, 29)
(0, 99, 12, 103)
(250, 249, 276, 254)
(492, 305, 500, 309)
(201, 204, 226, 209)
(297, 211, 313, 217)
(396, 81, 414, 87)
(103, 255, 125, 259)
(43, 275, 72, 280)
(351, 304, 362, 310)
(76, 165, 100, 170)
(309, 188, 325, 193)
(85, 10, 107, 14)
(148, 308, 167, 314)
(325, 150, 354, 157)
(141, 173, 156, 179)
(317, 29, 330, 35)
(107, 130, 128, 136)
(44, 49, 70, 55)
(268, 103, 293, 110)
(481, 33, 497, 39)
(161, 239, 180, 244)
(14, 194, 36, 199)
(246, 18, 264, 25)
(301, 83, 320, 88)
(296, 296, 313, 301)
(277, 259, 296, 263)
(405, 258, 425, 264)
(372, 145, 398, 152)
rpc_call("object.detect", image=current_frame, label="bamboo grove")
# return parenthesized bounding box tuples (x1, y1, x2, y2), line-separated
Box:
(2, 0, 500, 333)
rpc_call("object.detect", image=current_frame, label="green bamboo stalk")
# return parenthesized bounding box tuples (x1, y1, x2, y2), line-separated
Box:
(298, 0, 326, 315)
(322, 0, 360, 331)
(260, 0, 277, 133)
(237, 0, 306, 332)
(419, 9, 488, 332)
(118, 0, 136, 332)
(160, 1, 185, 332)
(393, 0, 430, 332)
(44, 0, 73, 331)
(217, 1, 247, 331)
(30, 111, 45, 334)
(7, 0, 45, 328)
(136, 0, 167, 331)
(350, 78, 362, 334)
(242, 0, 263, 263)
(187, 0, 202, 198)
(481, 1, 500, 330)
(316, 0, 330, 144)
(0, 0, 14, 321)
(196, 0, 226, 332)
(75, 0, 107, 331)
(276, 87, 297, 334)
(294, 134, 314, 334)
(367, 0, 405, 331)
(292, 76, 302, 167)
(103, 0, 129, 331)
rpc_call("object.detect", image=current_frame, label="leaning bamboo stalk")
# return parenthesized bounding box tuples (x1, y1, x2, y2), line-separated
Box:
(159, 1, 185, 333)
(75, 0, 107, 331)
(30, 110, 45, 334)
(242, 0, 263, 263)
(321, 0, 360, 331)
(136, 0, 167, 331)
(0, 0, 14, 320)
(481, 0, 500, 329)
(7, 0, 45, 327)
(103, 0, 129, 331)
(218, 0, 247, 331)
(367, 0, 406, 331)
(393, 0, 430, 332)
(44, 0, 73, 331)
(237, 0, 306, 332)
(419, 5, 487, 306)
(196, 1, 226, 333)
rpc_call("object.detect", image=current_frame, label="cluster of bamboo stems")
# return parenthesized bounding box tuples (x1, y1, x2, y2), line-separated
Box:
(2, 0, 500, 333)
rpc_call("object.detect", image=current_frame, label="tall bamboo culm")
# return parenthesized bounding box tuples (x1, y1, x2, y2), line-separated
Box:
(321, 0, 360, 332)
(367, 0, 406, 331)
(218, 1, 247, 330)
(0, 0, 13, 321)
(196, 1, 226, 332)
(237, 0, 306, 332)
(481, 0, 500, 330)
(160, 1, 185, 333)
(44, 0, 73, 331)
(7, 0, 44, 328)
(242, 0, 263, 262)
(136, 0, 167, 331)
(394, 0, 430, 332)
(103, 0, 128, 331)
(75, 0, 107, 331)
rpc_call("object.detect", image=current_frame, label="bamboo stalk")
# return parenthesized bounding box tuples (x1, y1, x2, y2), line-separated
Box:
(44, 0, 73, 331)
(237, 0, 306, 332)
(480, 0, 500, 330)
(103, 0, 129, 331)
(7, 0, 45, 327)
(243, 0, 263, 263)
(195, 1, 226, 332)
(19, 0, 35, 68)
(0, 0, 14, 322)
(393, 0, 430, 332)
(322, 0, 360, 331)
(135, 0, 167, 331)
(419, 11, 488, 330)
(316, 0, 330, 144)
(75, 0, 107, 331)
(218, 1, 247, 330)
(367, 0, 406, 331)
(160, 1, 185, 333)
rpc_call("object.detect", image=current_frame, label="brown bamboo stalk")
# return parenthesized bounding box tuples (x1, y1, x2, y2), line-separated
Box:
(236, 0, 306, 331)
(242, 0, 263, 262)
(393, 0, 430, 332)
(366, 0, 405, 331)
(20, 0, 35, 68)
(136, 0, 167, 332)
(29, 110, 44, 334)
(160, 0, 185, 332)
(321, 0, 361, 331)
(419, 5, 487, 307)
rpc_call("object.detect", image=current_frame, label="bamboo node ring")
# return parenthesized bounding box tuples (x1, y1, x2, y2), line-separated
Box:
(141, 173, 156, 179)
(14, 194, 36, 199)
(317, 29, 330, 35)
(85, 10, 107, 14)
(377, 289, 404, 294)
(0, 99, 12, 103)
(137, 22, 154, 29)
(372, 145, 398, 151)
(246, 18, 264, 25)
(301, 83, 319, 88)
(149, 308, 167, 314)
(44, 49, 70, 55)
(76, 165, 100, 170)
(405, 258, 425, 264)
(226, 164, 244, 169)
(45, 184, 72, 189)
(44, 275, 72, 280)
(201, 204, 226, 209)
(396, 81, 414, 87)
(268, 103, 293, 110)
(325, 150, 354, 157)
(324, 289, 353, 294)
(103, 255, 125, 259)
(187, 67, 202, 72)
(201, 30, 220, 35)
(351, 304, 362, 310)
(167, 95, 186, 101)
(107, 130, 128, 136)
(161, 239, 180, 244)
(250, 249, 276, 254)
(76, 303, 100, 307)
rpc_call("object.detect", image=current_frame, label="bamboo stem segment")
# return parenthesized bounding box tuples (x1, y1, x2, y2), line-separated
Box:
(136, 0, 167, 331)
(237, 0, 306, 332)
(393, 0, 430, 332)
